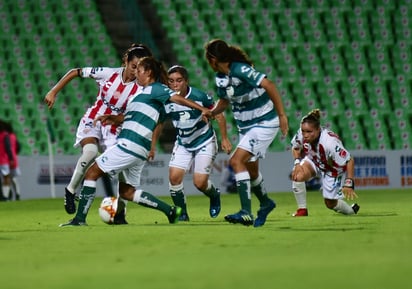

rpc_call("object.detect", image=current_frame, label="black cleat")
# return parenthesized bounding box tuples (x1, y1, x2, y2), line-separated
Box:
(224, 210, 254, 226)
(64, 188, 77, 214)
(351, 203, 360, 214)
(59, 218, 87, 227)
(168, 206, 182, 224)
(113, 209, 128, 225)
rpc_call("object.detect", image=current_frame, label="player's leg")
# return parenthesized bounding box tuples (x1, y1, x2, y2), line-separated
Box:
(322, 175, 358, 215)
(192, 141, 220, 218)
(292, 181, 308, 216)
(64, 138, 99, 214)
(223, 147, 254, 226)
(168, 144, 192, 221)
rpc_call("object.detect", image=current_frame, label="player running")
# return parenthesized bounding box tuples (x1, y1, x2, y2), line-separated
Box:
(151, 65, 232, 221)
(204, 39, 289, 227)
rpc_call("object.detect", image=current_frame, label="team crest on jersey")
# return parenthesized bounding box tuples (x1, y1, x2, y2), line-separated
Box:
(179, 111, 191, 122)
(113, 90, 121, 99)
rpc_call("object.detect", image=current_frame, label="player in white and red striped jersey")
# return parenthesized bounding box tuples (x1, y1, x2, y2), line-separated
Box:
(44, 43, 153, 216)
(291, 109, 360, 215)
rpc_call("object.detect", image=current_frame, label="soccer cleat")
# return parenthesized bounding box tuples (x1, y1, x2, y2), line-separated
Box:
(209, 188, 221, 218)
(59, 218, 87, 227)
(292, 208, 308, 217)
(351, 203, 360, 214)
(178, 213, 190, 221)
(168, 206, 182, 224)
(224, 210, 254, 226)
(254, 199, 276, 227)
(64, 188, 76, 214)
(113, 210, 128, 225)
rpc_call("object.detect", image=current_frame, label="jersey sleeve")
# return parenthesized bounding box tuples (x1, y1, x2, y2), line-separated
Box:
(231, 62, 266, 87)
(80, 67, 120, 85)
(326, 132, 351, 166)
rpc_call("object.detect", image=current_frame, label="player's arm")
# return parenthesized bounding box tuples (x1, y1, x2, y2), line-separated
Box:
(93, 114, 125, 126)
(211, 98, 230, 117)
(44, 68, 81, 109)
(149, 122, 164, 161)
(342, 158, 358, 200)
(214, 112, 232, 154)
(260, 78, 289, 136)
(169, 94, 212, 120)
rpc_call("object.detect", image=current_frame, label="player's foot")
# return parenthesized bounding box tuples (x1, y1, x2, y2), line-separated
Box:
(178, 213, 190, 221)
(64, 188, 76, 214)
(59, 218, 87, 227)
(209, 188, 221, 218)
(292, 208, 308, 217)
(254, 199, 276, 227)
(113, 210, 128, 225)
(224, 210, 254, 226)
(351, 203, 360, 214)
(168, 206, 182, 224)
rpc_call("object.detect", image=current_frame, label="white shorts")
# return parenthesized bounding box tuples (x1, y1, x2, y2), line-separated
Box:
(95, 144, 145, 188)
(169, 137, 217, 174)
(237, 117, 279, 162)
(302, 156, 345, 200)
(0, 165, 21, 178)
(74, 117, 119, 151)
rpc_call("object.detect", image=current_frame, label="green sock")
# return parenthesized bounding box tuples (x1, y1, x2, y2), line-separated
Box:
(251, 179, 271, 206)
(75, 185, 96, 222)
(237, 180, 251, 214)
(203, 181, 218, 198)
(138, 191, 170, 214)
(170, 189, 187, 214)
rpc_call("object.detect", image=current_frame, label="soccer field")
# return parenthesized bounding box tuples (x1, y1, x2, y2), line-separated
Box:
(0, 189, 410, 289)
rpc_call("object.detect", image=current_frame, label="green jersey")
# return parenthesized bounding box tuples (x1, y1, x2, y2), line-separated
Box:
(117, 82, 172, 159)
(164, 86, 215, 151)
(215, 62, 277, 133)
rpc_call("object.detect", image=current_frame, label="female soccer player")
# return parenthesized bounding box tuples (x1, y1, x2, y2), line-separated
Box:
(204, 39, 289, 227)
(291, 109, 360, 215)
(44, 44, 153, 215)
(59, 57, 212, 226)
(154, 65, 232, 221)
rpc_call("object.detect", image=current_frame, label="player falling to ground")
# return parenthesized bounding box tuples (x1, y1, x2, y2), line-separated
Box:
(151, 65, 232, 221)
(44, 44, 153, 216)
(59, 56, 213, 226)
(291, 109, 360, 215)
(204, 39, 289, 227)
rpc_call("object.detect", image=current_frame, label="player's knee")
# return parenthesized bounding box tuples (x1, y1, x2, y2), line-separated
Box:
(324, 199, 337, 209)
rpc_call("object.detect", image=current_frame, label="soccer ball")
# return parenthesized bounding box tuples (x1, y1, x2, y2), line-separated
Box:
(98, 197, 119, 224)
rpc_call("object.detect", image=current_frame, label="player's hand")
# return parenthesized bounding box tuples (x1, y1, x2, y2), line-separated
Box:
(342, 187, 358, 200)
(220, 137, 232, 154)
(44, 91, 57, 109)
(148, 149, 156, 161)
(279, 114, 289, 136)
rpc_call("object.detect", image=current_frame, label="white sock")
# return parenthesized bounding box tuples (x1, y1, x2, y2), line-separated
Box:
(2, 185, 10, 198)
(67, 143, 98, 194)
(333, 199, 355, 215)
(292, 181, 307, 209)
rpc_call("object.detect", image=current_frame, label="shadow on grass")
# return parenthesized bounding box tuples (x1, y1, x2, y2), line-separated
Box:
(277, 226, 366, 232)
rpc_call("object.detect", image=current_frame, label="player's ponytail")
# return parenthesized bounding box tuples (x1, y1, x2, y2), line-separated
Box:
(205, 39, 253, 66)
(139, 57, 168, 85)
(301, 109, 321, 128)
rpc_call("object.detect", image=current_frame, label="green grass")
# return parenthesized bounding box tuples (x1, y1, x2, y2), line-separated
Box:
(0, 189, 410, 289)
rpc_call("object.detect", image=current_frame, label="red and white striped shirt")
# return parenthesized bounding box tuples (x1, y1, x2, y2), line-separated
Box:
(81, 67, 140, 134)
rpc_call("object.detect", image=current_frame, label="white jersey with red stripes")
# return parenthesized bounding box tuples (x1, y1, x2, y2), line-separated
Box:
(80, 67, 140, 134)
(292, 127, 351, 177)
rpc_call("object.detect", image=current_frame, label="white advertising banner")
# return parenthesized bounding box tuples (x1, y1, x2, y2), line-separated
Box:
(13, 150, 412, 200)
